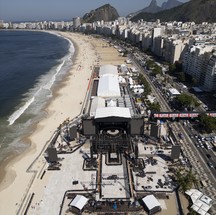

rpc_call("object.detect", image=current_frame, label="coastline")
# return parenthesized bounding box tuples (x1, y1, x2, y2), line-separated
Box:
(0, 30, 78, 190)
(0, 31, 126, 214)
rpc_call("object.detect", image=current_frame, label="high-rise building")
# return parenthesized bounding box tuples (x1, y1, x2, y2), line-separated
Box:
(0, 20, 4, 29)
(73, 17, 81, 29)
(183, 45, 216, 91)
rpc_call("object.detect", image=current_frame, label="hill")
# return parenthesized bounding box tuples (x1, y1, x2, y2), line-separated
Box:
(162, 0, 183, 10)
(131, 0, 216, 23)
(128, 0, 183, 19)
(82, 4, 119, 23)
(139, 0, 162, 14)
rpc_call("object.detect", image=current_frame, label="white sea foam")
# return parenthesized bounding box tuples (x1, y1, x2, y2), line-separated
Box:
(7, 33, 75, 126)
(43, 60, 65, 91)
(8, 95, 36, 126)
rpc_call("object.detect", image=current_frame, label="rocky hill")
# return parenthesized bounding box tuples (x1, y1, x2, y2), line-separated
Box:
(139, 0, 162, 14)
(131, 0, 216, 23)
(128, 0, 183, 19)
(162, 0, 183, 10)
(82, 4, 119, 23)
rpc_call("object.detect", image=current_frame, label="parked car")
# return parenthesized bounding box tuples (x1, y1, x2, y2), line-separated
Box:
(206, 154, 211, 159)
(207, 162, 214, 168)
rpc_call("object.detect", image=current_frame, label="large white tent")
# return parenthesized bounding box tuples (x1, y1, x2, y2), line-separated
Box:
(142, 194, 161, 214)
(90, 97, 105, 117)
(95, 107, 131, 119)
(168, 88, 181, 96)
(97, 74, 121, 98)
(99, 64, 118, 77)
(69, 195, 88, 211)
(185, 189, 212, 215)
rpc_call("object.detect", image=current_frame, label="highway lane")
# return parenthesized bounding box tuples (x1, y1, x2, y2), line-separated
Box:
(130, 53, 216, 212)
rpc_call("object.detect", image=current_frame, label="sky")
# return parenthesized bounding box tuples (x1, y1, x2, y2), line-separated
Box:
(0, 0, 189, 22)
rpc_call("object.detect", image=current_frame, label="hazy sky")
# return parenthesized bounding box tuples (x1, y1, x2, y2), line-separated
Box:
(0, 0, 189, 22)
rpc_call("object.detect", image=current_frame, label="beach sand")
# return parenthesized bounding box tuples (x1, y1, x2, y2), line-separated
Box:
(0, 31, 186, 215)
(0, 32, 126, 214)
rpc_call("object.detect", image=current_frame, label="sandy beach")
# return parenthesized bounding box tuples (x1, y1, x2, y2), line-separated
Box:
(0, 31, 126, 214)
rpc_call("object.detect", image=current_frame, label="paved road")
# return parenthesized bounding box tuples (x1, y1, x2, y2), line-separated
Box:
(131, 54, 216, 214)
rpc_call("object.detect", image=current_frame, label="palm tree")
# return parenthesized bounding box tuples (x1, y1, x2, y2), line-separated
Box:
(175, 168, 198, 192)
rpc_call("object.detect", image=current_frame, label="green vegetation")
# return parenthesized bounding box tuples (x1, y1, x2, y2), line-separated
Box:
(177, 72, 186, 82)
(168, 62, 189, 83)
(146, 60, 162, 76)
(198, 113, 216, 133)
(148, 102, 161, 112)
(175, 93, 200, 110)
(131, 0, 216, 24)
(146, 60, 155, 70)
(138, 74, 152, 98)
(188, 208, 196, 215)
(176, 168, 198, 192)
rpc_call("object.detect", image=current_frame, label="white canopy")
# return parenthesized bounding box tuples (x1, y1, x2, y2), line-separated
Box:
(185, 189, 213, 215)
(90, 97, 105, 117)
(168, 88, 180, 96)
(142, 195, 161, 211)
(69, 195, 88, 210)
(95, 107, 131, 119)
(97, 75, 121, 98)
(99, 64, 118, 77)
(107, 99, 117, 107)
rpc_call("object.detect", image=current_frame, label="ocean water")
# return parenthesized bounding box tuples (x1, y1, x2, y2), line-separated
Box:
(0, 30, 74, 163)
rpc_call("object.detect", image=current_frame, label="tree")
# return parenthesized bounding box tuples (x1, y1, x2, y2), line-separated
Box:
(149, 102, 161, 112)
(178, 72, 186, 82)
(175, 168, 198, 192)
(168, 63, 176, 75)
(188, 208, 196, 215)
(138, 74, 152, 98)
(151, 64, 162, 76)
(175, 93, 200, 110)
(198, 113, 216, 133)
(146, 60, 155, 69)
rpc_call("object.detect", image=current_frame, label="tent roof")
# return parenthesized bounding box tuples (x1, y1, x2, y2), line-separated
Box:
(168, 88, 180, 95)
(142, 194, 161, 210)
(90, 97, 105, 117)
(200, 195, 212, 205)
(69, 195, 88, 210)
(97, 75, 121, 98)
(185, 189, 212, 215)
(95, 107, 131, 119)
(99, 64, 118, 77)
(107, 99, 117, 107)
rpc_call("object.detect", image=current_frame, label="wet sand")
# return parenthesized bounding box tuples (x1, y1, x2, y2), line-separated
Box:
(0, 31, 125, 214)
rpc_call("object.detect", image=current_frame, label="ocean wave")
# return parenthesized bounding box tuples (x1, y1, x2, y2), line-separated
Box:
(8, 94, 36, 126)
(7, 32, 75, 126)
(43, 60, 65, 91)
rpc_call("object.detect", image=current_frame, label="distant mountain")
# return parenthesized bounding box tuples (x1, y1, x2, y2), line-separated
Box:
(128, 0, 162, 18)
(162, 0, 183, 10)
(140, 0, 162, 13)
(131, 0, 216, 23)
(82, 4, 119, 23)
(128, 0, 184, 19)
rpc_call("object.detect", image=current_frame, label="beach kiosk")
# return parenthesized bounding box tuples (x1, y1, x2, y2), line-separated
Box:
(69, 195, 88, 214)
(142, 194, 161, 215)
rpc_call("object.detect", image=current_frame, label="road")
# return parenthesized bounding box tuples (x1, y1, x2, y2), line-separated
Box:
(130, 53, 216, 213)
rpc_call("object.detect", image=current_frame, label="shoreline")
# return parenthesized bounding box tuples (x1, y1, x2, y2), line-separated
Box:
(0, 31, 126, 214)
(0, 30, 79, 190)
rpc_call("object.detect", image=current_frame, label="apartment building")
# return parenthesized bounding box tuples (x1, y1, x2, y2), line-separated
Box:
(183, 45, 216, 91)
(163, 37, 187, 64)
